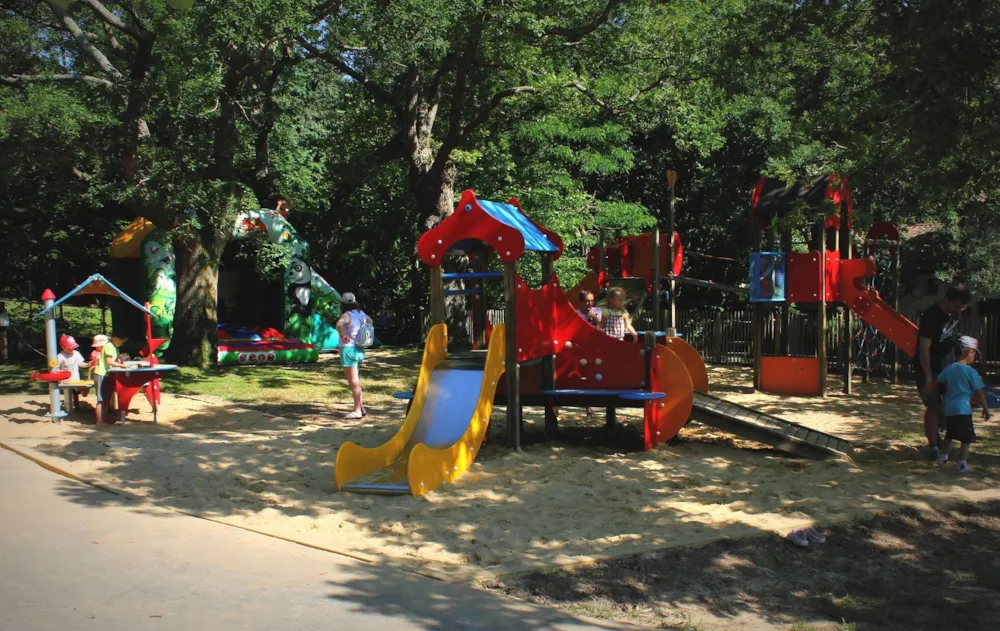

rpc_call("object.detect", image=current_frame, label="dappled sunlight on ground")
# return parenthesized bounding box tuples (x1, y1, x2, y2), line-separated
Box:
(1, 353, 999, 583)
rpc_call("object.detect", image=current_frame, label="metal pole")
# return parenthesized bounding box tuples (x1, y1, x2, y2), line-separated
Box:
(41, 289, 65, 420)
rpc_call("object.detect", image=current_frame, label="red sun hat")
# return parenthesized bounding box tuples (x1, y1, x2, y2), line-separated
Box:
(59, 334, 79, 351)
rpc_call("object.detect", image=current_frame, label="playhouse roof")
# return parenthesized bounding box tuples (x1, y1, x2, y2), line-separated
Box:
(477, 199, 560, 253)
(36, 274, 157, 318)
(417, 190, 563, 265)
(750, 173, 854, 232)
(110, 217, 156, 259)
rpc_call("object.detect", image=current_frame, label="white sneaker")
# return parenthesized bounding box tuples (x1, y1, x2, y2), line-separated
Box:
(786, 529, 809, 547)
(937, 455, 949, 465)
(957, 462, 974, 474)
(344, 411, 363, 419)
(804, 527, 826, 544)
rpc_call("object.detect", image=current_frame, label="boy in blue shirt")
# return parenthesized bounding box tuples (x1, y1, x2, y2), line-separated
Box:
(923, 336, 991, 473)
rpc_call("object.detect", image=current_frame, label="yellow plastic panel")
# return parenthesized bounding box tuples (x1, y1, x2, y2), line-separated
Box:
(405, 324, 507, 495)
(333, 323, 449, 490)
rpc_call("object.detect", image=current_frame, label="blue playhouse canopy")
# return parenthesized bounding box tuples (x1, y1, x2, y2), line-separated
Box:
(36, 274, 157, 319)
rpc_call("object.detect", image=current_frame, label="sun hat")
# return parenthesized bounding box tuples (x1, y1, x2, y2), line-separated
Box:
(342, 292, 358, 304)
(958, 335, 979, 350)
(59, 334, 79, 351)
(92, 334, 109, 348)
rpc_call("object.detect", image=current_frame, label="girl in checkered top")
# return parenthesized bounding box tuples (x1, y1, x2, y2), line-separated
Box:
(600, 287, 638, 342)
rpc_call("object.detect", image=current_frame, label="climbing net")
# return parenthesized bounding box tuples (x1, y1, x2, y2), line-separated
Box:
(852, 238, 898, 375)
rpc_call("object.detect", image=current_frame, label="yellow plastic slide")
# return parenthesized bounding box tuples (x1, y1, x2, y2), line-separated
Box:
(334, 323, 507, 496)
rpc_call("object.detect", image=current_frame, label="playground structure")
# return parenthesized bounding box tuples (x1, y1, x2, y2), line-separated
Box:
(109, 210, 345, 365)
(747, 174, 917, 396)
(29, 274, 176, 422)
(573, 174, 919, 398)
(334, 191, 855, 496)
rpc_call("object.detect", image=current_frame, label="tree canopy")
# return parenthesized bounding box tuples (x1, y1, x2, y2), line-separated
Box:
(2, 0, 998, 364)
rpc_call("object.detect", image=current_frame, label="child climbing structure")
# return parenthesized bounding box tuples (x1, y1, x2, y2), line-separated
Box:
(334, 191, 856, 497)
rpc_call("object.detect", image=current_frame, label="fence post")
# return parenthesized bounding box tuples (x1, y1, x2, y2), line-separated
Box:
(713, 310, 723, 363)
(891, 242, 901, 384)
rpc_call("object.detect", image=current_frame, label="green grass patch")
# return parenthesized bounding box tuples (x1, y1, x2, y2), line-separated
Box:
(170, 349, 421, 407)
(2, 348, 423, 410)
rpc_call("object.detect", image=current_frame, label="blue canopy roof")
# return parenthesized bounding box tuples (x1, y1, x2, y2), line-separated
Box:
(36, 274, 157, 318)
(478, 200, 560, 253)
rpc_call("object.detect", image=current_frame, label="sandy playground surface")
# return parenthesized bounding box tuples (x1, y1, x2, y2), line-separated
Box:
(2, 365, 1000, 583)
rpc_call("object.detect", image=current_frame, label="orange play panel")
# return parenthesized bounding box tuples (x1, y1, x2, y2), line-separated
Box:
(759, 356, 821, 396)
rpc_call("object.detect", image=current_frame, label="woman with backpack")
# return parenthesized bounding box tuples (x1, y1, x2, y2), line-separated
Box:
(336, 292, 374, 419)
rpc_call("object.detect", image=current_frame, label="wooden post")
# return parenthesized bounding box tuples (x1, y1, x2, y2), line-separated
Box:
(817, 221, 828, 397)
(471, 254, 487, 349)
(891, 241, 901, 384)
(666, 170, 678, 332)
(598, 228, 608, 273)
(503, 262, 521, 451)
(779, 227, 791, 355)
(840, 209, 852, 394)
(652, 225, 661, 332)
(429, 266, 445, 328)
(713, 309, 723, 364)
(0, 301, 8, 364)
(752, 304, 763, 391)
(540, 253, 557, 439)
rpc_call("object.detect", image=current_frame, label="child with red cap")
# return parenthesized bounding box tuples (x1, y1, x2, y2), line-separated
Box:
(54, 335, 89, 381)
(54, 335, 90, 405)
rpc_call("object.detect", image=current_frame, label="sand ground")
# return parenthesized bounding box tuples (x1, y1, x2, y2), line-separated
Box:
(2, 365, 999, 583)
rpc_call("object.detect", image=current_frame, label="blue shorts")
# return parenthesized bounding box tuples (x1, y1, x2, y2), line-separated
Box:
(340, 345, 365, 368)
(94, 374, 106, 402)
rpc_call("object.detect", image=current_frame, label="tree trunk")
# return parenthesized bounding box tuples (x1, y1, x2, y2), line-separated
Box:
(168, 233, 221, 368)
(411, 162, 474, 346)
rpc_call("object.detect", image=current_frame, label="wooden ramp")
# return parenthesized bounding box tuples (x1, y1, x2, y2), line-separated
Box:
(690, 392, 854, 460)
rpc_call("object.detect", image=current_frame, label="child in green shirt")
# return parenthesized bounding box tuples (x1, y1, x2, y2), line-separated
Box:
(92, 332, 129, 424)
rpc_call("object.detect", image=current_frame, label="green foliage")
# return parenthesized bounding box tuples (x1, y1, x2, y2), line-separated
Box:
(4, 0, 1000, 354)
(232, 230, 291, 281)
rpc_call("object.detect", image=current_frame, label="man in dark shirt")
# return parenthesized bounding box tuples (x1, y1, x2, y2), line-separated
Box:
(916, 285, 970, 459)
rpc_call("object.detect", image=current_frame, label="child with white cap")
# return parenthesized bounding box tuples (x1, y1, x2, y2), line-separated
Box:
(923, 336, 991, 473)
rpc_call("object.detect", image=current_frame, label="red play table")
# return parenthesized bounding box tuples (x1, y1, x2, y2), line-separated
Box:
(106, 363, 178, 424)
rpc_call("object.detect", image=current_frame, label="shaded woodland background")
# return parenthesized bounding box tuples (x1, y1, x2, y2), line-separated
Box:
(2, 0, 998, 365)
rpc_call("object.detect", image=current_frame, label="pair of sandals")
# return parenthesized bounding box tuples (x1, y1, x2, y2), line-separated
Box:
(344, 406, 367, 420)
(787, 527, 826, 548)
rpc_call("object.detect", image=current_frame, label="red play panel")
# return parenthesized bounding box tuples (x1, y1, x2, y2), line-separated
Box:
(760, 356, 821, 396)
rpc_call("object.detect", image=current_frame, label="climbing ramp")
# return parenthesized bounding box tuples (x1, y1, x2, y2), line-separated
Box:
(690, 392, 854, 460)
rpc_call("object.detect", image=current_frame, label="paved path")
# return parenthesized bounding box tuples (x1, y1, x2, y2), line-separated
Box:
(0, 449, 622, 631)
